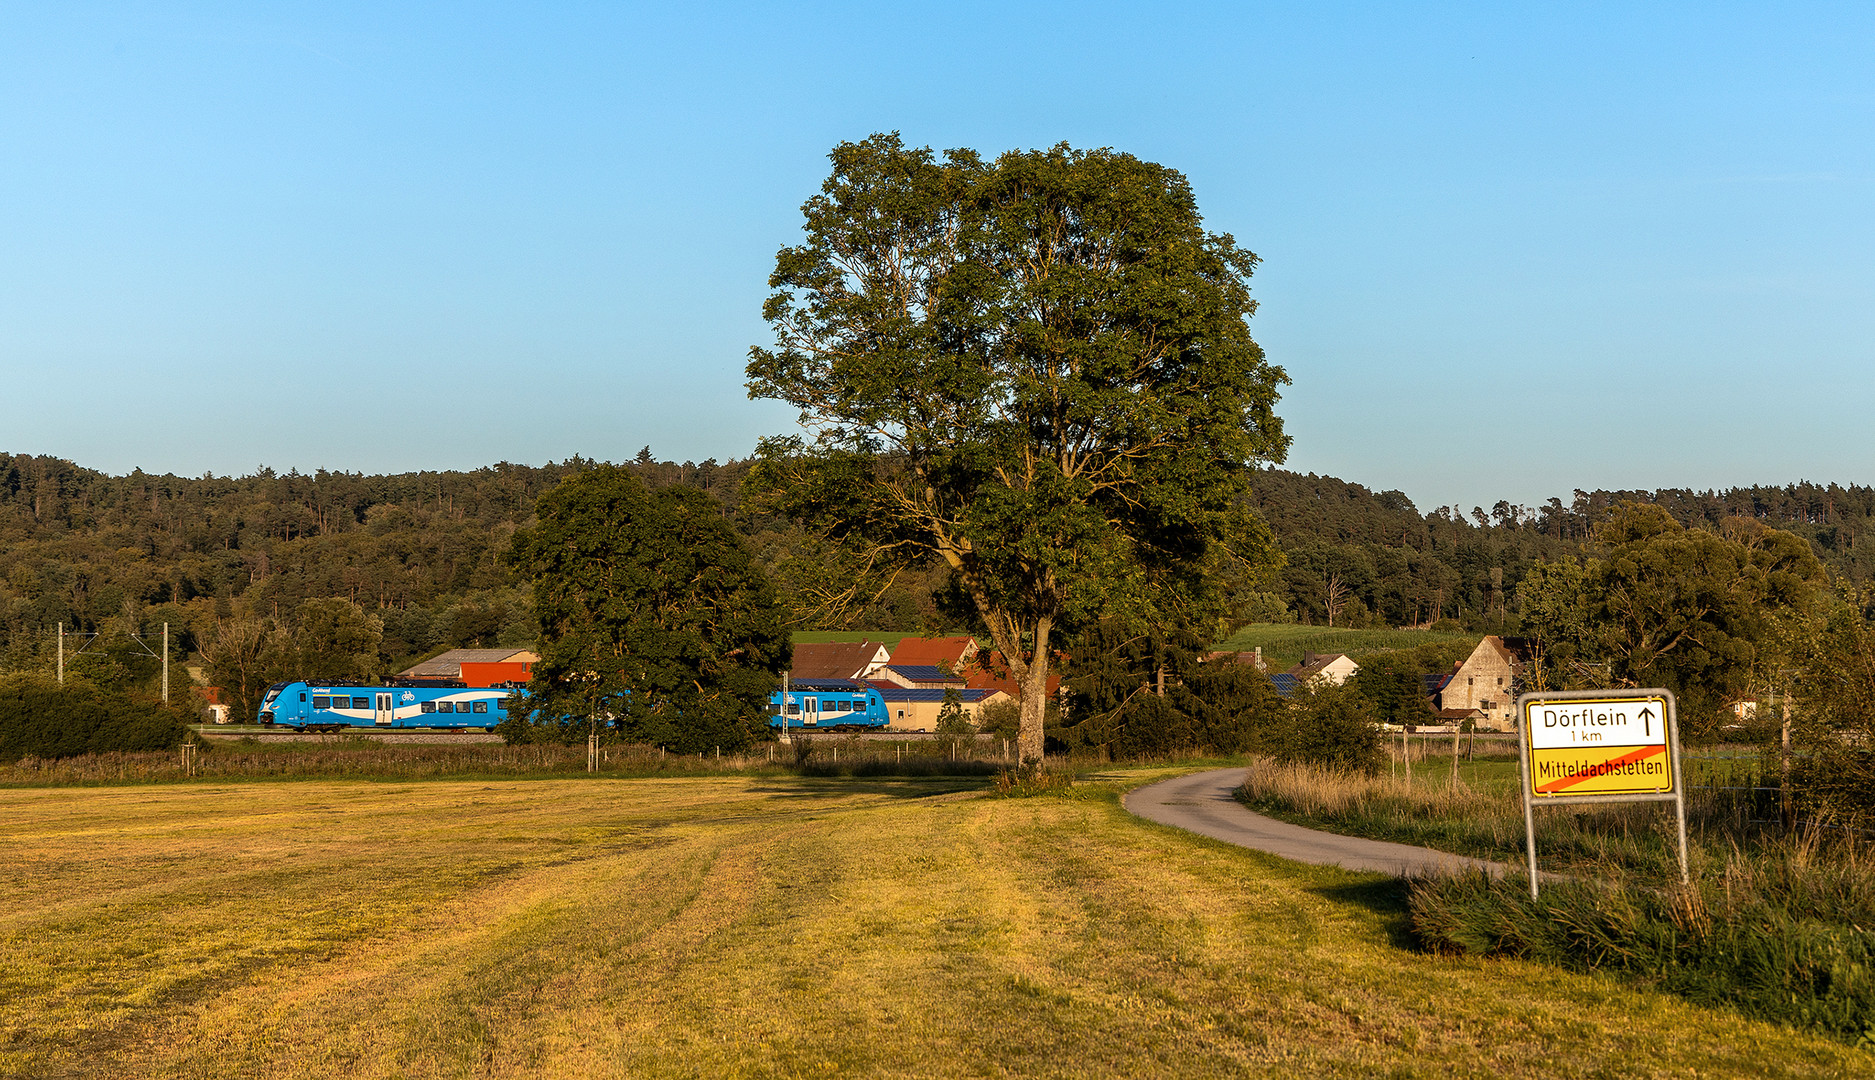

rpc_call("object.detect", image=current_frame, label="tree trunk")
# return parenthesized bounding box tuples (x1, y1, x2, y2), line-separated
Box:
(1013, 617, 1055, 767)
(1018, 653, 1049, 766)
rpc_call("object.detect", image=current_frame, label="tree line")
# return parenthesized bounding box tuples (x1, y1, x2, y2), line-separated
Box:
(8, 445, 1875, 723)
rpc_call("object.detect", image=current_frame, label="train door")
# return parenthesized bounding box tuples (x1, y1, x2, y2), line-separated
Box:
(375, 692, 394, 726)
(803, 696, 820, 727)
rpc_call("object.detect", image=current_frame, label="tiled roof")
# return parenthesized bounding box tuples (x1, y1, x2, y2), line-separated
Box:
(889, 636, 977, 667)
(1202, 651, 1265, 667)
(791, 641, 887, 680)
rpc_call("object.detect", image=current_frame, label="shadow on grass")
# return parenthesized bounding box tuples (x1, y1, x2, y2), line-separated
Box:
(745, 777, 989, 800)
(1306, 875, 1418, 950)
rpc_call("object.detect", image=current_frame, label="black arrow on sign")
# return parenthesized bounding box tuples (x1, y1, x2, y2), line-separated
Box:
(1637, 706, 1656, 738)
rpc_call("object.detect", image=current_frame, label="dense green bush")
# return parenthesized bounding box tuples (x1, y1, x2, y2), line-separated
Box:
(0, 675, 190, 759)
(1058, 621, 1291, 758)
(1790, 746, 1875, 830)
(975, 698, 1021, 741)
(1269, 683, 1385, 772)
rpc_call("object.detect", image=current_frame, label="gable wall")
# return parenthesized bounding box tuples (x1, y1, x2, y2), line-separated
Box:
(1444, 639, 1516, 729)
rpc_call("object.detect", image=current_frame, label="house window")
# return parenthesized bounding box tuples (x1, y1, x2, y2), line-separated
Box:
(1467, 677, 1474, 686)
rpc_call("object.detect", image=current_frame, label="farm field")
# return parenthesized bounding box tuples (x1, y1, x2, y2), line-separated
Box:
(1, 772, 1864, 1079)
(1211, 624, 1479, 670)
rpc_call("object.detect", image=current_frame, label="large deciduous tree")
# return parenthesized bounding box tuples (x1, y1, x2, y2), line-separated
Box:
(747, 134, 1289, 764)
(506, 467, 790, 752)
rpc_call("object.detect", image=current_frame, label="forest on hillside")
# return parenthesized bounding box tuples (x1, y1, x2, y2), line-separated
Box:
(5, 448, 1874, 718)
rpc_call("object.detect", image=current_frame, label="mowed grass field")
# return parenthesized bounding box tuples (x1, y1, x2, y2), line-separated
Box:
(2, 774, 1865, 1079)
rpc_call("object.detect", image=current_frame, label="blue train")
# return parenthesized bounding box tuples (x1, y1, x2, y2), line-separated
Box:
(769, 679, 891, 732)
(257, 681, 517, 732)
(256, 677, 891, 734)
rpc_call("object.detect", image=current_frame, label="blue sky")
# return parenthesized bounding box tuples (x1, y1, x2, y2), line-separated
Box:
(2, 2, 1870, 514)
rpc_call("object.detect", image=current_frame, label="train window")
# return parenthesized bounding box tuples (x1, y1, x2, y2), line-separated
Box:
(352, 697, 370, 709)
(299, 693, 307, 702)
(472, 701, 488, 714)
(312, 696, 331, 708)
(455, 702, 470, 713)
(787, 703, 801, 715)
(420, 701, 436, 714)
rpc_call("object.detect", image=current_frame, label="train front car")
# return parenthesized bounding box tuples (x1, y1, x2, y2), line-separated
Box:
(256, 681, 307, 727)
(769, 679, 891, 733)
(257, 682, 513, 732)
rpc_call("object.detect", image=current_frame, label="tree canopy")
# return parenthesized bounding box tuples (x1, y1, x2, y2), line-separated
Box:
(505, 467, 789, 752)
(747, 134, 1290, 762)
(1520, 503, 1825, 732)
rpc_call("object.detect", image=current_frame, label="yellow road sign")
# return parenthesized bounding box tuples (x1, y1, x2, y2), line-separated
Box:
(1528, 742, 1673, 796)
(1520, 693, 1676, 799)
(1515, 689, 1689, 899)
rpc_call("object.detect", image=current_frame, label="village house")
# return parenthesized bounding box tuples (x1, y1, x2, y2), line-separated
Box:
(1426, 636, 1528, 731)
(868, 685, 1011, 732)
(397, 648, 539, 685)
(1286, 652, 1359, 687)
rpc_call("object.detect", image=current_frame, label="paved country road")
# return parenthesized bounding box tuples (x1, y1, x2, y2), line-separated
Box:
(1125, 767, 1508, 878)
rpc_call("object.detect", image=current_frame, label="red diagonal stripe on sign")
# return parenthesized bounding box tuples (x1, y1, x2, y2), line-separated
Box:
(1535, 743, 1668, 793)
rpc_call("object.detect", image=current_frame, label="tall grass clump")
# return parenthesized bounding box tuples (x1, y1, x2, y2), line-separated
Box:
(1410, 831, 1875, 1042)
(991, 764, 1079, 797)
(1239, 757, 1523, 860)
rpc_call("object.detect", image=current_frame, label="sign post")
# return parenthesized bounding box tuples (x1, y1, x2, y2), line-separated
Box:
(1515, 688, 1688, 898)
